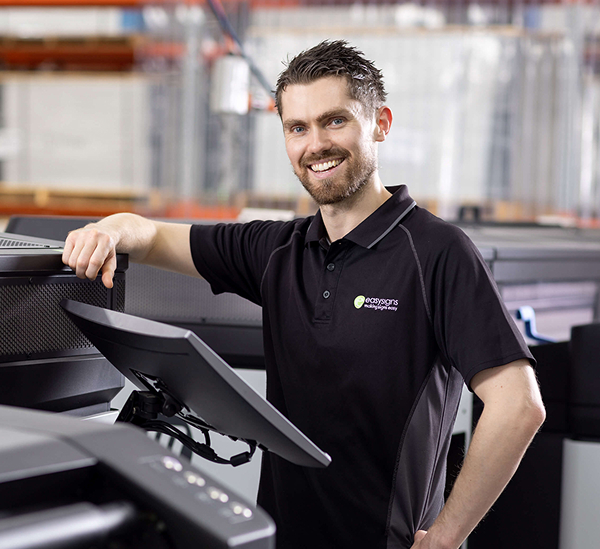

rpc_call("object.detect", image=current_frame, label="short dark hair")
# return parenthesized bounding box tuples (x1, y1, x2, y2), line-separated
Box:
(274, 40, 387, 117)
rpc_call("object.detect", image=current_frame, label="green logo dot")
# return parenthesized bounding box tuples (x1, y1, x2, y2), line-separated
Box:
(354, 295, 365, 309)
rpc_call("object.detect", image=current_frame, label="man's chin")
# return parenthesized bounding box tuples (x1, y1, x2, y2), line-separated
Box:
(299, 179, 342, 206)
(302, 181, 366, 207)
(294, 163, 372, 206)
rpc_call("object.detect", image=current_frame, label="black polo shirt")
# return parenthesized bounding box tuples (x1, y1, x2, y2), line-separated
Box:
(190, 185, 532, 549)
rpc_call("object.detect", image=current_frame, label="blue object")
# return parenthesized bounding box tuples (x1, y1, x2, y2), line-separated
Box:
(517, 305, 557, 344)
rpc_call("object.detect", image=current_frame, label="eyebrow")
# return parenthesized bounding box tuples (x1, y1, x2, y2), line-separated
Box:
(282, 108, 354, 132)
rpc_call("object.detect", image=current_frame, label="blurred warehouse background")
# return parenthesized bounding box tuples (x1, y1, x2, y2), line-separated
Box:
(0, 0, 599, 225)
(6, 6, 600, 548)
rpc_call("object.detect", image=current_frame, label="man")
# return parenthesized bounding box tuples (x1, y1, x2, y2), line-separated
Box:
(63, 41, 545, 549)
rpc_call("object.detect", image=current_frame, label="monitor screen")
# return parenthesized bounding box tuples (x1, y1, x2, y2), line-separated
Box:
(61, 299, 331, 468)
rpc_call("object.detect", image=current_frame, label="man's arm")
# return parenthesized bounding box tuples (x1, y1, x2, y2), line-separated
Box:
(62, 213, 198, 289)
(411, 358, 546, 549)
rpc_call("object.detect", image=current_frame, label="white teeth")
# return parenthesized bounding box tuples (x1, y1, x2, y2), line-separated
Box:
(310, 159, 342, 172)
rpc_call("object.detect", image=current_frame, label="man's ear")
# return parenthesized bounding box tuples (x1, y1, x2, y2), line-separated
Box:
(374, 106, 392, 142)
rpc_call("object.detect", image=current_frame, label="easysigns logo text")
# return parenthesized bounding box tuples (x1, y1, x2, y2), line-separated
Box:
(354, 295, 398, 312)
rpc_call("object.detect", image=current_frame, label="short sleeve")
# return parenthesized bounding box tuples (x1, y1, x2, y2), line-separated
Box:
(423, 226, 534, 388)
(189, 220, 299, 306)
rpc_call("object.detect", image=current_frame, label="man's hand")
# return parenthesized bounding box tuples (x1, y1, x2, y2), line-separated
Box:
(62, 213, 197, 287)
(411, 530, 428, 548)
(62, 225, 118, 289)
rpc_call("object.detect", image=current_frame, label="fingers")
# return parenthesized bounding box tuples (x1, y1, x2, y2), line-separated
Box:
(62, 227, 116, 289)
(414, 530, 428, 544)
(101, 255, 117, 289)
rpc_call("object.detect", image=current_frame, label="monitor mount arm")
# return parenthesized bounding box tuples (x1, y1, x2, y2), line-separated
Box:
(116, 387, 257, 467)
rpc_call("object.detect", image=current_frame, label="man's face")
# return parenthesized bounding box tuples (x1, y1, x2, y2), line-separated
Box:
(280, 76, 382, 206)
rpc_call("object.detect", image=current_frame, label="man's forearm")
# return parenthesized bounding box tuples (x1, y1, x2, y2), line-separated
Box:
(412, 361, 546, 549)
(421, 401, 544, 548)
(84, 213, 159, 263)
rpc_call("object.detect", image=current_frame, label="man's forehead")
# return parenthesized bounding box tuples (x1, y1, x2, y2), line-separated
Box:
(279, 76, 359, 119)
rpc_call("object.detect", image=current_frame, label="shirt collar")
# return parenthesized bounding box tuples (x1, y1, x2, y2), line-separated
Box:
(304, 185, 416, 249)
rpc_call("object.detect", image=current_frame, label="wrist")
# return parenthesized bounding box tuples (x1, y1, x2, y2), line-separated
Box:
(421, 521, 463, 549)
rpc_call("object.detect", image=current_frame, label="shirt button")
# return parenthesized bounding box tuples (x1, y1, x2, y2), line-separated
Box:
(326, 263, 335, 271)
(323, 290, 330, 299)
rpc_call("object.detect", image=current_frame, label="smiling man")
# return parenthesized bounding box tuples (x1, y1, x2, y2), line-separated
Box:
(62, 41, 545, 549)
(281, 75, 385, 209)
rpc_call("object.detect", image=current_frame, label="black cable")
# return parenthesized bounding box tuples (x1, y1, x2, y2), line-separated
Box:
(177, 413, 212, 446)
(143, 420, 229, 465)
(142, 419, 257, 467)
(117, 391, 257, 466)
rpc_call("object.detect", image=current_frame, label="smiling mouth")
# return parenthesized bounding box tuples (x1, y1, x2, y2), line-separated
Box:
(309, 158, 344, 173)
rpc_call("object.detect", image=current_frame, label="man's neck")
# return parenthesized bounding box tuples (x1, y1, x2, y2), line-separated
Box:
(320, 179, 392, 243)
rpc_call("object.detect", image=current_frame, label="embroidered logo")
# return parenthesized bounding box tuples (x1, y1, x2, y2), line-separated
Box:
(354, 295, 366, 309)
(354, 295, 398, 312)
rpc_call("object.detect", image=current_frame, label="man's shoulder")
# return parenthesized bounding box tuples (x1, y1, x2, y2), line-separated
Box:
(241, 216, 313, 243)
(404, 206, 473, 251)
(193, 216, 313, 242)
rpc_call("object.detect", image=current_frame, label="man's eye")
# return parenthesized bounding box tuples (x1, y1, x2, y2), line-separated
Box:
(291, 126, 305, 134)
(331, 118, 345, 126)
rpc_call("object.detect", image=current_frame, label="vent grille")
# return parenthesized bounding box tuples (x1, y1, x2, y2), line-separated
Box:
(125, 265, 261, 325)
(0, 278, 125, 359)
(0, 237, 54, 250)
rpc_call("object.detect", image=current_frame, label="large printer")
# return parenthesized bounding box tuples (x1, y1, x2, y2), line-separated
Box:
(0, 404, 275, 549)
(0, 231, 127, 416)
(4, 216, 264, 372)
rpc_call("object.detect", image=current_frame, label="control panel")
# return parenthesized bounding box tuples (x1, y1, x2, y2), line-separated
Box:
(144, 455, 255, 522)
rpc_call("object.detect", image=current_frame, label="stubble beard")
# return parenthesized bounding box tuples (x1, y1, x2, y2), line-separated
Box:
(294, 147, 378, 207)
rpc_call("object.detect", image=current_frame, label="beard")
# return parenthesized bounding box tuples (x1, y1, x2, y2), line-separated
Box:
(293, 146, 378, 206)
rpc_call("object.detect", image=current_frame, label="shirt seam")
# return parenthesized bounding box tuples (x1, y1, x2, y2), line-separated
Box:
(397, 224, 432, 325)
(259, 228, 303, 300)
(367, 201, 417, 249)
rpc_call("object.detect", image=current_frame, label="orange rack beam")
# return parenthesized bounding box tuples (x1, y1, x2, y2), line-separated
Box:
(0, 1, 143, 6)
(0, 36, 137, 71)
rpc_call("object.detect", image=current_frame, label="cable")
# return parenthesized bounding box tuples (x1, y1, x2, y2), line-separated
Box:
(143, 420, 229, 464)
(117, 390, 258, 467)
(143, 419, 257, 467)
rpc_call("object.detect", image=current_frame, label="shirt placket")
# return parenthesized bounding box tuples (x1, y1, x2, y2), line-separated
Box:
(314, 241, 348, 324)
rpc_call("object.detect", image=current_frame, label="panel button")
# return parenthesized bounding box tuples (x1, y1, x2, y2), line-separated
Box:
(208, 487, 229, 503)
(184, 471, 206, 487)
(231, 502, 253, 518)
(161, 456, 183, 472)
(231, 503, 245, 515)
(208, 487, 222, 500)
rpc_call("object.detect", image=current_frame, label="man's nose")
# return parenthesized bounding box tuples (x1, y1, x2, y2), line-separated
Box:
(307, 127, 331, 155)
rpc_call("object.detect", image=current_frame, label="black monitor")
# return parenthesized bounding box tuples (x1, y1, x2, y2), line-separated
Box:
(61, 299, 331, 469)
(0, 232, 127, 415)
